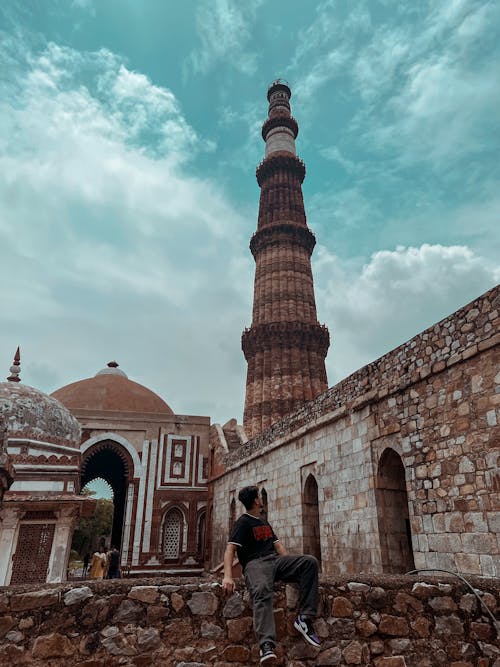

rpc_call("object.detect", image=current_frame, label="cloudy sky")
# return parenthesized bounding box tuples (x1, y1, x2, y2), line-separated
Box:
(1, 0, 499, 425)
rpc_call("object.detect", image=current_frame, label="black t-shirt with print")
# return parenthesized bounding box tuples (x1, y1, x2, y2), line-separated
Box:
(229, 513, 279, 570)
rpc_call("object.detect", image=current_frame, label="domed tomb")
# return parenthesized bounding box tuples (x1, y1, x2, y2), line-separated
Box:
(0, 350, 92, 587)
(0, 383, 81, 448)
(52, 361, 173, 415)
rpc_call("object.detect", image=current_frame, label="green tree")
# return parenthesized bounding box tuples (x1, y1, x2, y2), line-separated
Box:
(71, 497, 114, 555)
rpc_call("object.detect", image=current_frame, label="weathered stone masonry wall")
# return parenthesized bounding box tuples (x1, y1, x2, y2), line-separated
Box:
(210, 286, 499, 577)
(0, 576, 498, 666)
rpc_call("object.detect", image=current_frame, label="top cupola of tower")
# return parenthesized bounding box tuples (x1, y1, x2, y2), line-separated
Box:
(262, 79, 298, 157)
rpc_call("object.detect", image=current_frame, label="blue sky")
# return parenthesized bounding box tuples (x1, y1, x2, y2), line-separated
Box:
(1, 0, 499, 431)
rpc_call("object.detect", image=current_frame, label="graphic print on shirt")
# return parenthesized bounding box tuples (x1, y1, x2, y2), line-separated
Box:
(253, 525, 273, 541)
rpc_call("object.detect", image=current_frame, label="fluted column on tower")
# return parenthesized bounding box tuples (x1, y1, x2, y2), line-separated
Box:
(242, 81, 330, 438)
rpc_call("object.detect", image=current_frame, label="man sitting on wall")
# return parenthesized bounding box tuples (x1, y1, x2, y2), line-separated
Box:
(222, 485, 321, 664)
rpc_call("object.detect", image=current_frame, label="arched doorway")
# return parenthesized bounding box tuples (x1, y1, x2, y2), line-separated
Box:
(80, 440, 132, 551)
(376, 447, 415, 573)
(302, 474, 321, 566)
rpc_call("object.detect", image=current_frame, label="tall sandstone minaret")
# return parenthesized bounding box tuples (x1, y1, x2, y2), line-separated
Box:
(242, 81, 330, 438)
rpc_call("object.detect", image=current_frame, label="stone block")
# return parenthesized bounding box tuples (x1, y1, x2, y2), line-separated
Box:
(64, 586, 94, 606)
(470, 621, 494, 641)
(464, 511, 488, 532)
(137, 627, 161, 651)
(454, 553, 481, 574)
(332, 596, 353, 617)
(221, 644, 250, 661)
(374, 659, 407, 667)
(428, 596, 457, 612)
(317, 646, 342, 664)
(32, 632, 75, 658)
(428, 533, 462, 552)
(112, 599, 143, 624)
(461, 533, 497, 553)
(222, 593, 245, 618)
(187, 592, 218, 616)
(0, 615, 16, 638)
(411, 616, 431, 637)
(200, 621, 224, 639)
(226, 616, 252, 641)
(434, 614, 464, 636)
(486, 511, 500, 533)
(342, 640, 364, 665)
(10, 590, 59, 612)
(379, 615, 409, 636)
(459, 594, 478, 613)
(128, 586, 159, 604)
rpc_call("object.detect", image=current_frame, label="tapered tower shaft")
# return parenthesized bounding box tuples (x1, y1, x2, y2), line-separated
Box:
(242, 81, 330, 438)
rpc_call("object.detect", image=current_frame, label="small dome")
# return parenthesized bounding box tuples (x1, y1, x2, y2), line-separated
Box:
(0, 382, 81, 447)
(52, 363, 173, 414)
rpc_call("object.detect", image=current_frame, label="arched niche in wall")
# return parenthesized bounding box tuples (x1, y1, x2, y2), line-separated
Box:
(302, 474, 321, 567)
(197, 509, 206, 560)
(161, 506, 185, 563)
(229, 497, 236, 534)
(260, 487, 268, 521)
(376, 447, 415, 573)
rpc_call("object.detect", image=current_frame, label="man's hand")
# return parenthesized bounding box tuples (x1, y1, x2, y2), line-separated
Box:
(222, 575, 235, 595)
(222, 543, 238, 596)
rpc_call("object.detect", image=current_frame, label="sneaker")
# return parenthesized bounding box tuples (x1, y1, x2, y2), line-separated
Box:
(294, 615, 321, 648)
(259, 641, 277, 663)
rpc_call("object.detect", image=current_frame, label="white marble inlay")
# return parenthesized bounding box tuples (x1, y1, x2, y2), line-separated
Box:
(265, 126, 296, 156)
(10, 481, 65, 491)
(142, 438, 158, 553)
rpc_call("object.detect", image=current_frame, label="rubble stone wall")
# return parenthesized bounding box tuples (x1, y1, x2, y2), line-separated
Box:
(0, 575, 498, 666)
(210, 286, 499, 577)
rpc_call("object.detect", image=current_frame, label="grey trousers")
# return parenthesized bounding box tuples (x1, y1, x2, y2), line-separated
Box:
(244, 554, 319, 647)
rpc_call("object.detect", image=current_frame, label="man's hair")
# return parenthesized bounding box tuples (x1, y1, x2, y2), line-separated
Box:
(238, 485, 259, 510)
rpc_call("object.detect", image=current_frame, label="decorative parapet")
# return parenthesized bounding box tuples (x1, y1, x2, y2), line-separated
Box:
(256, 153, 306, 186)
(242, 321, 330, 359)
(249, 222, 315, 257)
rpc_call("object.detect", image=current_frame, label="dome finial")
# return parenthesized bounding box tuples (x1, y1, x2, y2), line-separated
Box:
(107, 361, 119, 368)
(7, 347, 21, 383)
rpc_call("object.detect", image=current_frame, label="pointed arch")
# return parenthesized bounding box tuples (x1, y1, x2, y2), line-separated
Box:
(376, 447, 415, 573)
(81, 432, 142, 478)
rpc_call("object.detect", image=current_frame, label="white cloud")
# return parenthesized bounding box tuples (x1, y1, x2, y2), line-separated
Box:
(314, 243, 499, 385)
(0, 40, 253, 421)
(367, 55, 500, 166)
(187, 0, 265, 76)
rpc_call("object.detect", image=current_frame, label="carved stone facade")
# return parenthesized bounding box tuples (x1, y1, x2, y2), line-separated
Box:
(0, 365, 93, 586)
(0, 359, 209, 585)
(242, 81, 329, 438)
(210, 285, 500, 578)
(52, 363, 210, 576)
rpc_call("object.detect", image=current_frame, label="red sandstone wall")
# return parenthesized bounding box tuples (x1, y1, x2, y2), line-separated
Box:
(0, 575, 498, 666)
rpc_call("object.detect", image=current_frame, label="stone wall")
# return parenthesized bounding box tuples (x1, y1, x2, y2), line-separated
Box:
(210, 286, 499, 577)
(0, 575, 498, 666)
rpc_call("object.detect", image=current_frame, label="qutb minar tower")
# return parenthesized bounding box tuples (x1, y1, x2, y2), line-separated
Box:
(242, 81, 330, 438)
